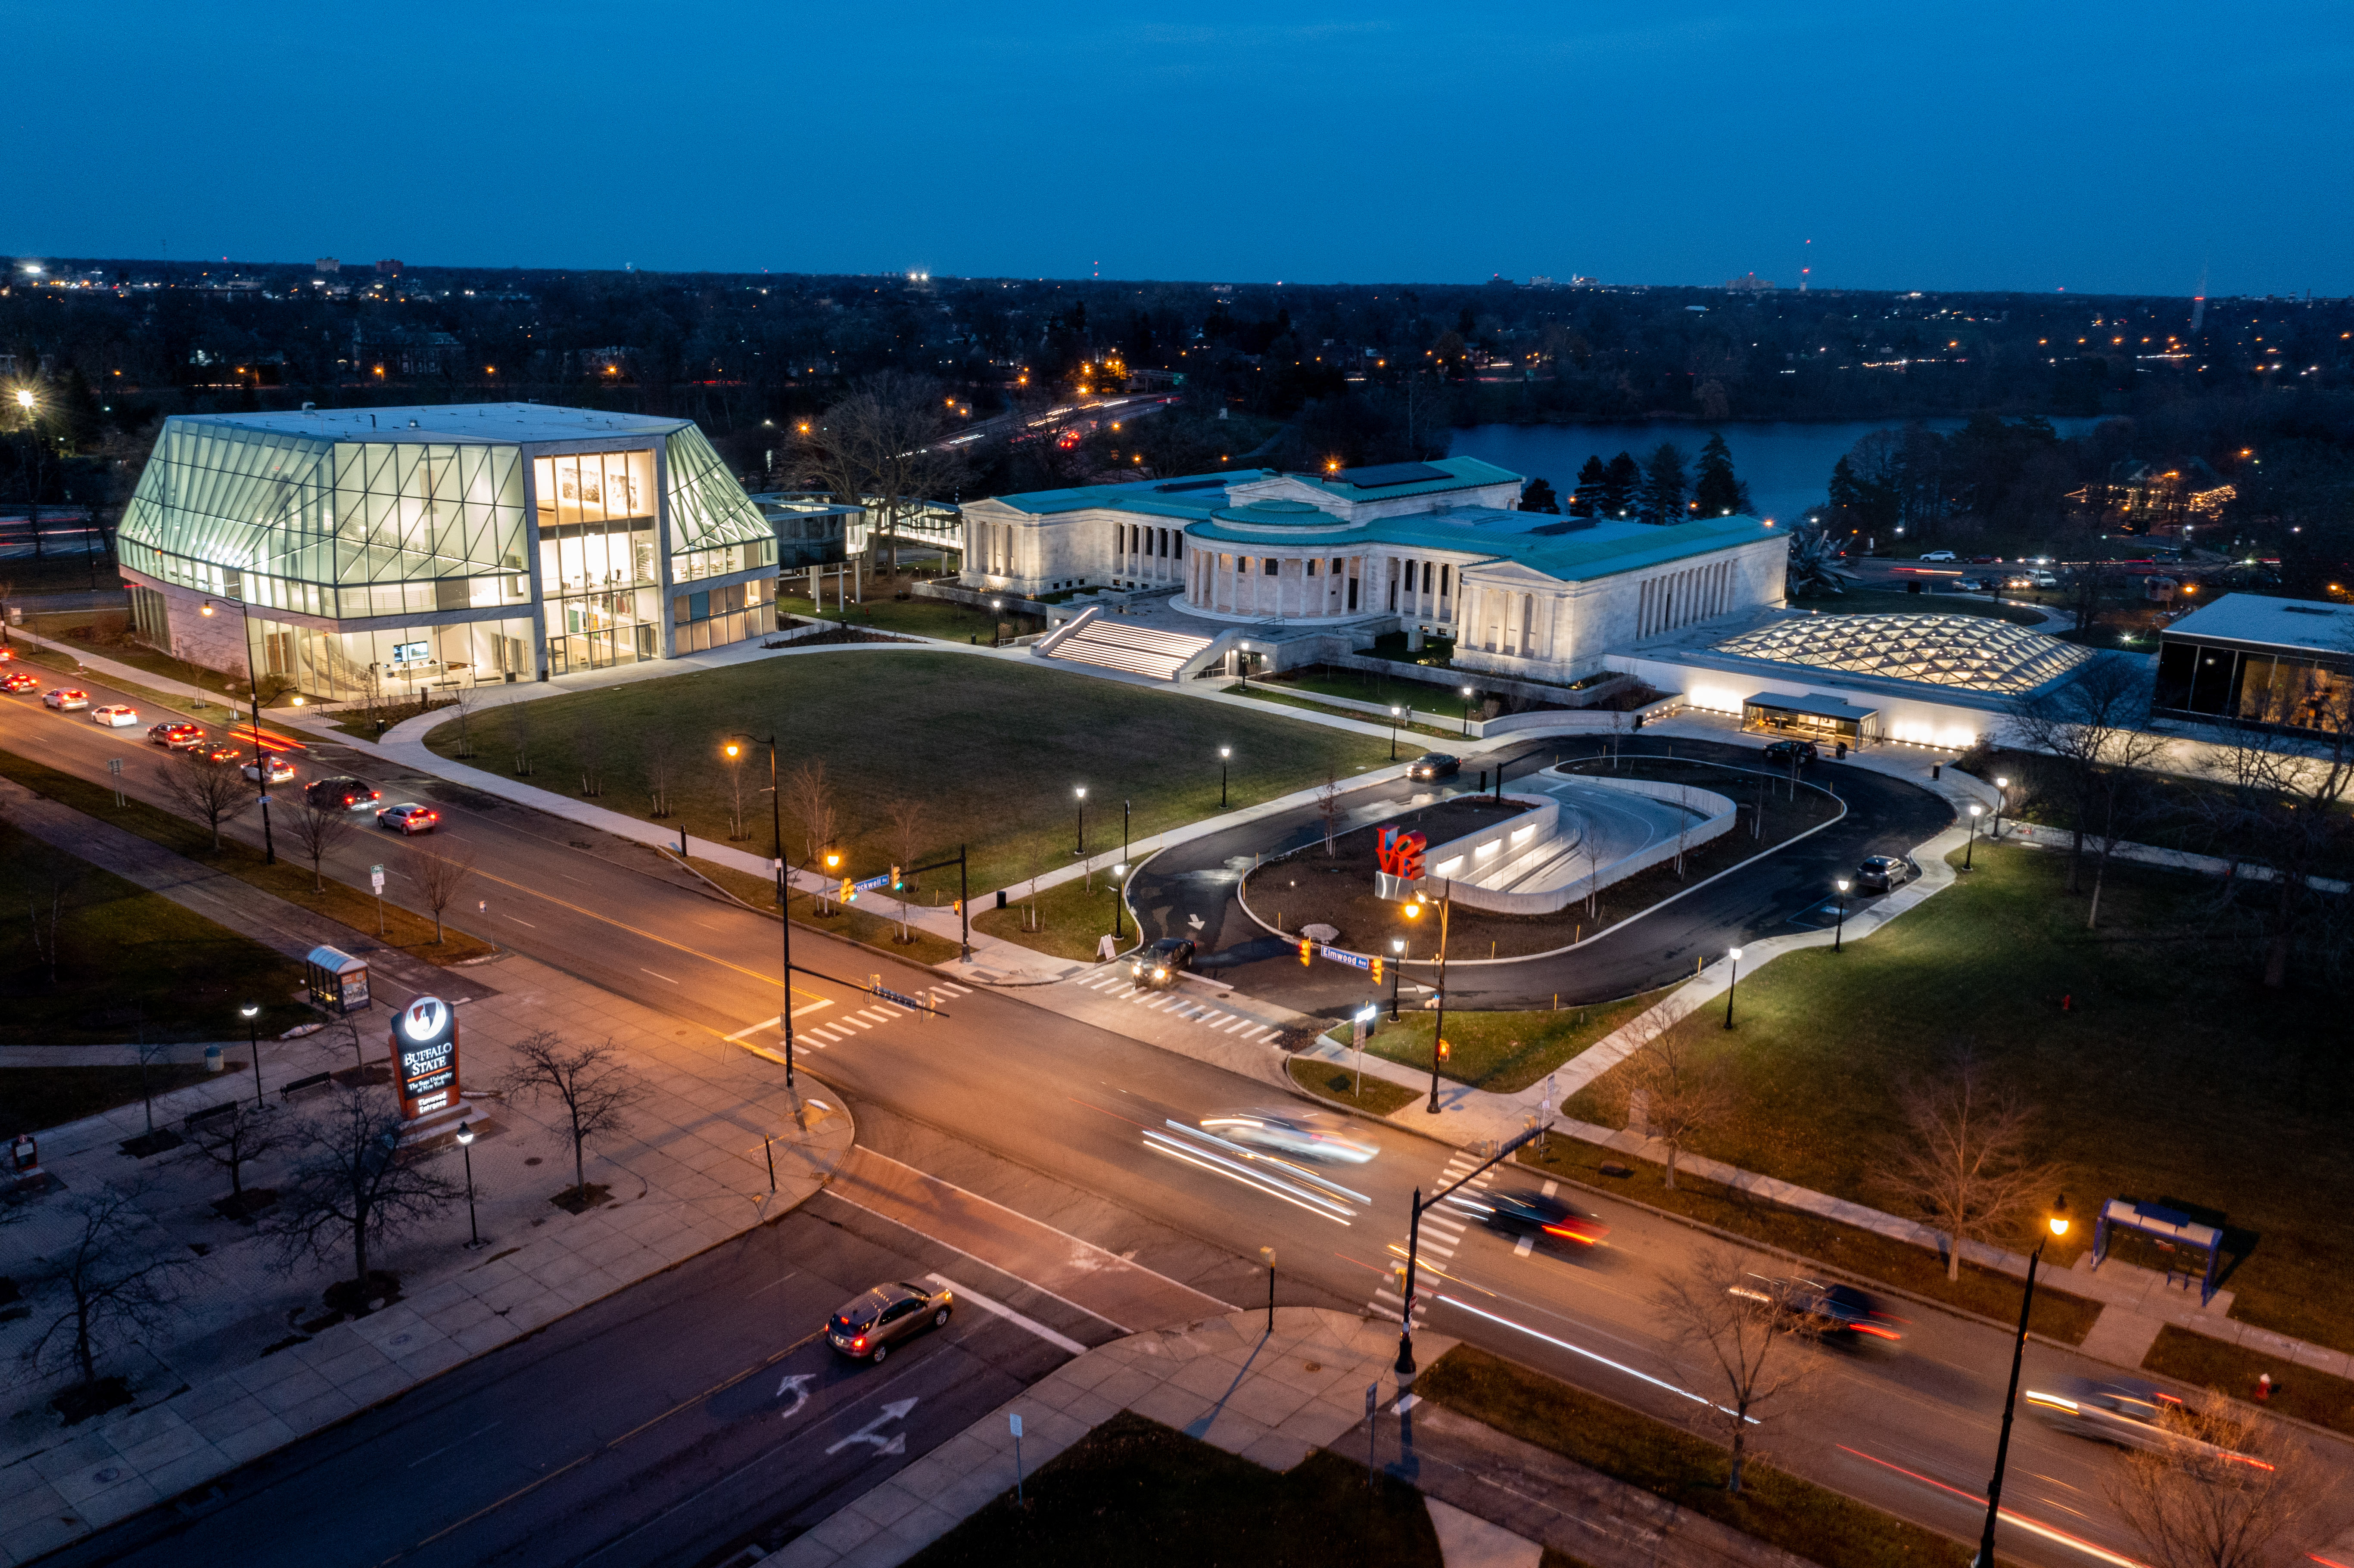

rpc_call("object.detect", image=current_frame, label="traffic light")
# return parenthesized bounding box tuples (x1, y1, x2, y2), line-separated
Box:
(1437, 1038, 1452, 1062)
(1298, 937, 1312, 966)
(839, 877, 855, 904)
(1370, 955, 1384, 985)
(891, 865, 902, 890)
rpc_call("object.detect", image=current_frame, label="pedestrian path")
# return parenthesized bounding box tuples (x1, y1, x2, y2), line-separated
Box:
(787, 982, 972, 1050)
(1364, 1146, 1503, 1328)
(1060, 967, 1286, 1043)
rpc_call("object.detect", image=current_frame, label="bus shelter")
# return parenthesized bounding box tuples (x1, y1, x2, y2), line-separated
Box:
(1740, 691, 1879, 747)
(2092, 1198, 2223, 1305)
(306, 946, 371, 1015)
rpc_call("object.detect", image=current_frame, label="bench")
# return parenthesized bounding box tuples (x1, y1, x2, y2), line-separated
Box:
(281, 1072, 334, 1103)
(183, 1102, 241, 1133)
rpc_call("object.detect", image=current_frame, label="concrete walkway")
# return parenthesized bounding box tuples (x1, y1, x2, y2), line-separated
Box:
(0, 796, 855, 1566)
(770, 1306, 1823, 1568)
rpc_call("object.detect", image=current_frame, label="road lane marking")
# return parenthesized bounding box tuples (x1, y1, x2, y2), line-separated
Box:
(924, 1272, 1087, 1356)
(641, 969, 678, 983)
(405, 1421, 501, 1468)
(1514, 1236, 1535, 1257)
(792, 999, 835, 1016)
(502, 914, 537, 927)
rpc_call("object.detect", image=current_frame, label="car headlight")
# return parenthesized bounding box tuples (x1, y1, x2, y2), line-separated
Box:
(1153, 968, 1168, 980)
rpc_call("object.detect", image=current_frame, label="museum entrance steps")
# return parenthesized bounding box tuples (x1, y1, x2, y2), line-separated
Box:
(1044, 615, 1216, 681)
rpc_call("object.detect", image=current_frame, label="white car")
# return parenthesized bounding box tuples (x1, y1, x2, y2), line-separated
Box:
(42, 688, 91, 711)
(242, 756, 297, 784)
(90, 704, 139, 727)
(1199, 1109, 1379, 1165)
(1918, 550, 1958, 563)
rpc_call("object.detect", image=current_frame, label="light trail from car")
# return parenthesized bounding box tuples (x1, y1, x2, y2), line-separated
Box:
(1837, 1443, 2147, 1567)
(1432, 1292, 1754, 1422)
(1141, 1128, 1356, 1224)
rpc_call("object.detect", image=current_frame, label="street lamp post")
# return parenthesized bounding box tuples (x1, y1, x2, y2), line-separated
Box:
(241, 1003, 263, 1108)
(199, 595, 275, 865)
(1722, 946, 1743, 1029)
(1404, 885, 1452, 1113)
(1389, 938, 1405, 1020)
(1993, 776, 2010, 839)
(727, 735, 796, 1087)
(1389, 706, 1402, 760)
(1111, 862, 1127, 943)
(1965, 802, 1984, 871)
(1975, 1198, 2071, 1568)
(1833, 879, 1850, 954)
(1219, 747, 1231, 808)
(1074, 786, 1087, 855)
(1460, 686, 1474, 737)
(455, 1120, 484, 1248)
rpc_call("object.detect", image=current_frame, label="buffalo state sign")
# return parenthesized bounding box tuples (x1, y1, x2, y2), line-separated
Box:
(389, 995, 461, 1119)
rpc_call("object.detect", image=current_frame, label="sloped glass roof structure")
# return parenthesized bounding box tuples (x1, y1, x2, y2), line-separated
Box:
(1711, 612, 2094, 694)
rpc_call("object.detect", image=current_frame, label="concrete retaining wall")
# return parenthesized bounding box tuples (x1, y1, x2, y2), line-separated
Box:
(1445, 772, 1736, 915)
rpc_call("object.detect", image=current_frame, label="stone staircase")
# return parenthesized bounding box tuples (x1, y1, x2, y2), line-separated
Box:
(1038, 609, 1217, 681)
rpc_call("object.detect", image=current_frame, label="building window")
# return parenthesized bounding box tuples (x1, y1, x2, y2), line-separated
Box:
(1264, 557, 1278, 576)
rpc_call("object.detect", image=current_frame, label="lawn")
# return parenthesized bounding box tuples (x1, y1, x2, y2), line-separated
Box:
(1560, 840, 2354, 1353)
(1, 817, 318, 1048)
(1359, 991, 1672, 1096)
(778, 566, 1044, 643)
(421, 650, 1392, 895)
(1420, 1344, 1971, 1568)
(1289, 1055, 1421, 1116)
(0, 748, 497, 966)
(902, 1409, 1441, 1568)
(2139, 1324, 2354, 1438)
(1224, 683, 1465, 740)
(973, 869, 1136, 961)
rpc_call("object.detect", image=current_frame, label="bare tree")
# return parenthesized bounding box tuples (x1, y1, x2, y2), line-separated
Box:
(22, 841, 82, 985)
(509, 698, 533, 776)
(284, 795, 358, 893)
(1872, 1058, 2063, 1281)
(410, 840, 475, 943)
(156, 748, 257, 849)
(2106, 1388, 2319, 1568)
(578, 723, 605, 799)
(1621, 1017, 1731, 1191)
(1653, 1246, 1814, 1494)
(2009, 658, 2166, 895)
(498, 1031, 647, 1205)
(782, 759, 839, 908)
(446, 678, 481, 759)
(18, 1181, 207, 1391)
(645, 731, 676, 818)
(884, 796, 930, 940)
(186, 1102, 296, 1215)
(1317, 772, 1345, 857)
(266, 1084, 461, 1299)
(792, 370, 973, 574)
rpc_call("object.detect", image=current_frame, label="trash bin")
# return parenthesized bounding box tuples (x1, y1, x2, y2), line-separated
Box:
(204, 1045, 224, 1073)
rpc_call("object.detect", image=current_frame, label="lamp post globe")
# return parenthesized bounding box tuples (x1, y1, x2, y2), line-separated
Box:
(455, 1120, 483, 1248)
(1833, 878, 1850, 952)
(1460, 686, 1474, 736)
(1993, 776, 2010, 839)
(1722, 946, 1743, 1029)
(1389, 936, 1406, 1020)
(1219, 746, 1231, 808)
(1389, 706, 1402, 761)
(1074, 786, 1087, 855)
(241, 1003, 263, 1107)
(1965, 802, 1984, 871)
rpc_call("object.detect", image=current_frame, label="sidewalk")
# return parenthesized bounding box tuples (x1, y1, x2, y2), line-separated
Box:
(0, 819, 855, 1565)
(772, 1307, 1814, 1568)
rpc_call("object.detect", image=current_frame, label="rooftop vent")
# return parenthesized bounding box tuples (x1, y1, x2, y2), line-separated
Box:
(301, 401, 316, 412)
(408, 419, 419, 428)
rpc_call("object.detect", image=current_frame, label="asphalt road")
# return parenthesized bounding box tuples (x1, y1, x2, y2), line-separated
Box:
(1129, 735, 1955, 1014)
(8, 674, 2349, 1568)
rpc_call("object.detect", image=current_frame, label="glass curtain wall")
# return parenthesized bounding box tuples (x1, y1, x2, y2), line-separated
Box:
(534, 451, 659, 673)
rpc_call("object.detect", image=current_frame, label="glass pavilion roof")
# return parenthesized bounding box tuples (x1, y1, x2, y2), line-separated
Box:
(1711, 612, 2095, 694)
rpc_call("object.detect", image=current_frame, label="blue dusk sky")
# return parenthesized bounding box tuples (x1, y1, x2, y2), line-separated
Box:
(6, 0, 2348, 296)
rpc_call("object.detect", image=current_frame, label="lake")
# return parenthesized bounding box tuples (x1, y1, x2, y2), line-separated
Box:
(1450, 418, 2103, 525)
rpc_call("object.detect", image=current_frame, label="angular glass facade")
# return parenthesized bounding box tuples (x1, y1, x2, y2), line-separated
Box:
(117, 405, 781, 699)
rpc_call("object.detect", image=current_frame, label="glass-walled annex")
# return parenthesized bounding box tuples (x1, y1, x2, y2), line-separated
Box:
(117, 407, 786, 702)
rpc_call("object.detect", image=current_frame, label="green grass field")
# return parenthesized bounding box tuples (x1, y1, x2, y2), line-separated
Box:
(1563, 841, 2354, 1352)
(423, 650, 1390, 894)
(1363, 990, 1672, 1095)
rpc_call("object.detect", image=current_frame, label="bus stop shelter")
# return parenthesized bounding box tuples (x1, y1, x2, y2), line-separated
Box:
(1740, 691, 1879, 747)
(2092, 1198, 2224, 1305)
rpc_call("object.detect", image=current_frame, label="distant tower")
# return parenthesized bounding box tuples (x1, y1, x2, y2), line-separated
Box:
(1800, 238, 1812, 293)
(2189, 263, 2208, 332)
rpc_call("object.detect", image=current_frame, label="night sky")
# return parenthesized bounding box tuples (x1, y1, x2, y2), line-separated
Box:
(9, 0, 2347, 294)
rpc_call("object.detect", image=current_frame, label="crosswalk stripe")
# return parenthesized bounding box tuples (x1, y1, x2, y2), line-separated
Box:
(844, 1017, 872, 1030)
(1221, 1018, 1252, 1033)
(1419, 1239, 1456, 1258)
(934, 982, 971, 995)
(1244, 1027, 1274, 1041)
(863, 1006, 901, 1020)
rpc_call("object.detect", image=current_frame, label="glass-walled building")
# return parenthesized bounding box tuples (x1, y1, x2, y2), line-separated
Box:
(118, 404, 779, 701)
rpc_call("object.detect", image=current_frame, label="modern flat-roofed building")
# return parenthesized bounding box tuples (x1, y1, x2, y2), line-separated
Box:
(2153, 592, 2353, 735)
(118, 403, 780, 700)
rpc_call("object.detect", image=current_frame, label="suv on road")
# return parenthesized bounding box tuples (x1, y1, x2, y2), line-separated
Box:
(376, 802, 441, 835)
(1130, 937, 1197, 990)
(1406, 752, 1460, 781)
(148, 721, 206, 749)
(1918, 550, 1958, 562)
(1761, 740, 1817, 767)
(1728, 1274, 1904, 1348)
(827, 1282, 954, 1363)
(1853, 854, 1916, 893)
(308, 777, 382, 812)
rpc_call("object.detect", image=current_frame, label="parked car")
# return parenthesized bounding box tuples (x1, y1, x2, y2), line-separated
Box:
(1918, 550, 1958, 563)
(1761, 739, 1817, 766)
(41, 688, 90, 711)
(1198, 1109, 1379, 1165)
(1463, 1186, 1610, 1249)
(376, 802, 441, 835)
(1971, 554, 1998, 564)
(2026, 1377, 2270, 1468)
(242, 756, 298, 784)
(0, 670, 38, 693)
(1951, 576, 1987, 592)
(1130, 936, 1197, 990)
(148, 721, 206, 749)
(308, 777, 383, 812)
(826, 1281, 954, 1363)
(1853, 854, 1917, 893)
(1407, 752, 1461, 781)
(90, 704, 139, 727)
(1728, 1274, 1905, 1349)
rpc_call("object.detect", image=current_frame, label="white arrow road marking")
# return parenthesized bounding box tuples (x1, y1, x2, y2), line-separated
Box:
(1186, 914, 1205, 931)
(775, 1373, 813, 1420)
(825, 1398, 919, 1455)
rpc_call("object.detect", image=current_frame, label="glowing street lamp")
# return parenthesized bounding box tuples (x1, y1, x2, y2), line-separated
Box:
(455, 1121, 484, 1249)
(1460, 686, 1475, 737)
(1074, 786, 1087, 855)
(1993, 775, 2011, 839)
(727, 733, 797, 1086)
(1965, 802, 1984, 871)
(1722, 946, 1743, 1029)
(241, 1003, 263, 1108)
(1219, 746, 1231, 808)
(1389, 936, 1406, 1020)
(1833, 879, 1850, 953)
(1389, 705, 1402, 760)
(1976, 1196, 2071, 1568)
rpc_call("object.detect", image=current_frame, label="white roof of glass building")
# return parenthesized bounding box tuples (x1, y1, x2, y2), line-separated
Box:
(1709, 612, 2095, 694)
(187, 403, 691, 445)
(2160, 593, 2353, 654)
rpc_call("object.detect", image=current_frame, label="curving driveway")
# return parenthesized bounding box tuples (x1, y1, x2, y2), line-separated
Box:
(1125, 735, 1955, 1015)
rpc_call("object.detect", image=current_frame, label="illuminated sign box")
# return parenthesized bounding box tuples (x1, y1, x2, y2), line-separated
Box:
(389, 995, 461, 1120)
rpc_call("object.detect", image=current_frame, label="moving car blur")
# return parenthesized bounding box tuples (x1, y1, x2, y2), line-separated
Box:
(1198, 1109, 1378, 1165)
(2025, 1377, 2273, 1467)
(1407, 752, 1460, 781)
(1729, 1273, 1905, 1350)
(1453, 1185, 1610, 1249)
